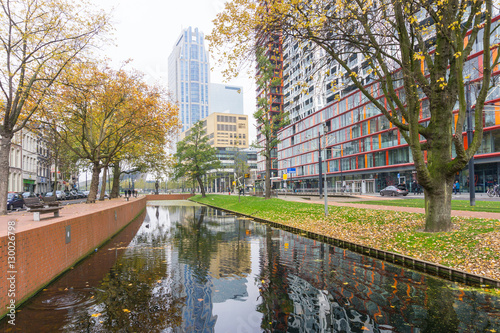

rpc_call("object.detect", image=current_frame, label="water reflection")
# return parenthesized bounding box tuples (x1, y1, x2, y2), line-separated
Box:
(1, 203, 499, 332)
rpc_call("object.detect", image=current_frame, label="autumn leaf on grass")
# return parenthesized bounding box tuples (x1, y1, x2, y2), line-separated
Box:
(91, 313, 101, 317)
(122, 309, 131, 313)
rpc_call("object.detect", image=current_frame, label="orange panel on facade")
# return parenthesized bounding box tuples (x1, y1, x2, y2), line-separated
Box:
(493, 49, 499, 72)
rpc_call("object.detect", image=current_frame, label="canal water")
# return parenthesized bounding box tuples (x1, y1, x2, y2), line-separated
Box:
(1, 201, 499, 332)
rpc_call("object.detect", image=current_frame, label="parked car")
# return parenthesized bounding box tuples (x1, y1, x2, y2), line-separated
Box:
(7, 193, 24, 211)
(71, 190, 84, 199)
(46, 191, 66, 200)
(380, 185, 409, 196)
(22, 191, 36, 198)
(64, 191, 75, 200)
(76, 191, 87, 198)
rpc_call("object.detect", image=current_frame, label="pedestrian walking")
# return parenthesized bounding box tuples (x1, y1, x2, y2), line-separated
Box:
(453, 180, 460, 195)
(412, 180, 417, 195)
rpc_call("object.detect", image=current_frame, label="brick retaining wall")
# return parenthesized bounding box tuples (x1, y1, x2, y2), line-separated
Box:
(0, 194, 193, 318)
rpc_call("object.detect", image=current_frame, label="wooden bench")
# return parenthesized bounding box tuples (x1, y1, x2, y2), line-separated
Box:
(24, 197, 63, 221)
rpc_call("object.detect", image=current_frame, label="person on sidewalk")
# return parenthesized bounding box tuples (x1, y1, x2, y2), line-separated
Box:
(453, 180, 460, 195)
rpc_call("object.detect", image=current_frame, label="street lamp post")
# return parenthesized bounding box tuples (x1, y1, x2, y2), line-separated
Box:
(322, 123, 328, 217)
(466, 82, 476, 206)
(318, 130, 323, 199)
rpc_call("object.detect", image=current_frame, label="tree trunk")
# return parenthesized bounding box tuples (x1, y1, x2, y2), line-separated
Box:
(265, 154, 272, 199)
(0, 134, 13, 215)
(87, 163, 101, 203)
(99, 166, 108, 201)
(424, 178, 454, 232)
(197, 176, 206, 197)
(110, 163, 121, 198)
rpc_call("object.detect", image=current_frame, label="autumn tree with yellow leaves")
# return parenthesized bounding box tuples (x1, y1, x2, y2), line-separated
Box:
(210, 0, 500, 231)
(108, 139, 173, 198)
(0, 0, 110, 214)
(45, 61, 179, 203)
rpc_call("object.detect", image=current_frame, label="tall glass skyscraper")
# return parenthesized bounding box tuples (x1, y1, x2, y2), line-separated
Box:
(168, 27, 210, 133)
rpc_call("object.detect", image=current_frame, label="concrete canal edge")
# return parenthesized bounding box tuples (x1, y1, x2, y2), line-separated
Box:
(0, 194, 193, 320)
(194, 200, 500, 289)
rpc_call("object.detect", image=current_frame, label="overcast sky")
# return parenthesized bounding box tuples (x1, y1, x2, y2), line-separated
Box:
(98, 0, 257, 139)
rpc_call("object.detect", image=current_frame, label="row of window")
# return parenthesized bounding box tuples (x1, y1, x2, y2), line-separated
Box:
(217, 124, 237, 132)
(217, 115, 238, 123)
(216, 139, 246, 146)
(280, 128, 500, 177)
(282, 146, 412, 177)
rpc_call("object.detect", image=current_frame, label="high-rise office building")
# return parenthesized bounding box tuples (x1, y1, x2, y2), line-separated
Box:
(168, 27, 210, 133)
(209, 83, 244, 115)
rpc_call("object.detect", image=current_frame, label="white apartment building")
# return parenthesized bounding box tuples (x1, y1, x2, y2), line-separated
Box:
(283, 38, 326, 124)
(22, 130, 38, 192)
(7, 132, 23, 192)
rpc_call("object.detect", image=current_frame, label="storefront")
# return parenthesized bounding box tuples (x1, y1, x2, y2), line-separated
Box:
(23, 178, 35, 193)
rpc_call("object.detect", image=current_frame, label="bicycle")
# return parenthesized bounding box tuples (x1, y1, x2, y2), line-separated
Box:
(486, 184, 500, 197)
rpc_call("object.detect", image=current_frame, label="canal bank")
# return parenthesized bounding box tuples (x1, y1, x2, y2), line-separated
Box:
(190, 195, 500, 289)
(0, 194, 192, 319)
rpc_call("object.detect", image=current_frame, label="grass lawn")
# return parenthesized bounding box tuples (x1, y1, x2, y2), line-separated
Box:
(350, 198, 500, 213)
(191, 194, 500, 286)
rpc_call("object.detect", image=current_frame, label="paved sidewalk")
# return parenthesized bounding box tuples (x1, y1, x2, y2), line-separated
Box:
(0, 197, 143, 237)
(278, 195, 500, 220)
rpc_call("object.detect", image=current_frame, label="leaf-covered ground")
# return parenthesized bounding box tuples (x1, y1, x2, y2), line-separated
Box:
(191, 195, 500, 283)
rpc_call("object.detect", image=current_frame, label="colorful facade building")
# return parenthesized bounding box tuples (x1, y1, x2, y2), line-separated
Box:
(277, 47, 500, 194)
(255, 21, 284, 186)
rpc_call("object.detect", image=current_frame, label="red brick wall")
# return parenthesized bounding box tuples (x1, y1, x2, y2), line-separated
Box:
(0, 198, 147, 318)
(145, 194, 194, 201)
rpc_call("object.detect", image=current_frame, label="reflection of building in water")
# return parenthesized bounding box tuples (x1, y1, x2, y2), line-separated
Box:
(209, 241, 251, 279)
(261, 229, 500, 332)
(287, 275, 384, 332)
(180, 267, 217, 333)
(168, 205, 258, 332)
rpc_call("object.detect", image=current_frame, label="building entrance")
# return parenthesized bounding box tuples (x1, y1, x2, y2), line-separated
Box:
(335, 179, 376, 194)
